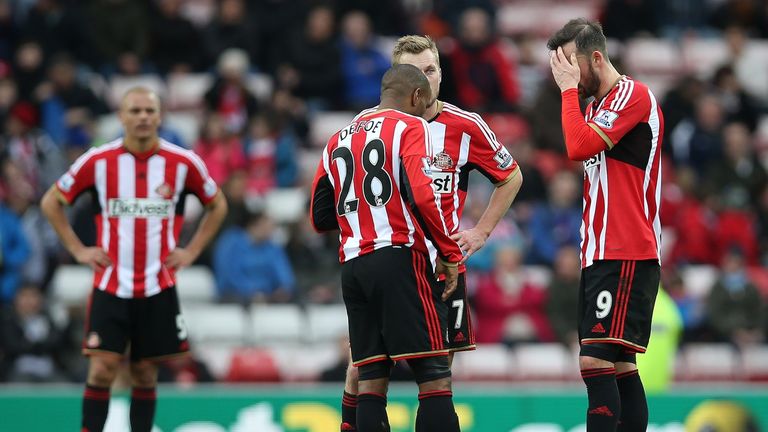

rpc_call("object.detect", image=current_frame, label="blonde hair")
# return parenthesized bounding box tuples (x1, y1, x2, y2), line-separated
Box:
(391, 35, 440, 66)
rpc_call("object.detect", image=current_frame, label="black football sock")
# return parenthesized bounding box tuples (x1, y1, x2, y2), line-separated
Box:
(82, 384, 110, 432)
(356, 392, 389, 432)
(582, 367, 620, 431)
(416, 390, 460, 432)
(130, 387, 157, 432)
(341, 391, 358, 429)
(616, 370, 648, 431)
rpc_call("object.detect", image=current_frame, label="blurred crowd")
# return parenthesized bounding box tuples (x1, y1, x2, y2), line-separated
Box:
(0, 0, 767, 384)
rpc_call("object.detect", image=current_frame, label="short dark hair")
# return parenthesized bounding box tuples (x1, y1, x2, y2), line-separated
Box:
(547, 18, 607, 56)
(381, 63, 431, 101)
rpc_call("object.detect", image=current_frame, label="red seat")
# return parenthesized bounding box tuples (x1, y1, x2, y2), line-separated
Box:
(225, 348, 281, 382)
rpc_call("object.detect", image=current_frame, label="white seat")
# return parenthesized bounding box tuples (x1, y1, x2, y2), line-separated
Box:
(682, 38, 729, 78)
(50, 265, 93, 307)
(514, 343, 573, 380)
(108, 74, 167, 108)
(267, 343, 339, 381)
(175, 266, 216, 304)
(452, 343, 513, 380)
(182, 304, 247, 343)
(264, 188, 308, 223)
(741, 345, 768, 380)
(625, 39, 682, 74)
(164, 111, 201, 147)
(194, 343, 237, 380)
(680, 265, 719, 299)
(247, 73, 274, 103)
(167, 73, 212, 110)
(95, 114, 122, 143)
(524, 265, 552, 288)
(306, 304, 348, 342)
(309, 111, 356, 147)
(680, 343, 739, 380)
(249, 304, 304, 343)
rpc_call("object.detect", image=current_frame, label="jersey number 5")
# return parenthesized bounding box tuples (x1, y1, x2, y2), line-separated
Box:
(332, 139, 393, 215)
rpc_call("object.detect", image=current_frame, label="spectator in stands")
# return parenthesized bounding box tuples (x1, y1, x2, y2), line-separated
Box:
(149, 0, 203, 75)
(243, 111, 298, 195)
(194, 113, 247, 187)
(203, 48, 259, 135)
(2, 160, 57, 288)
(707, 122, 767, 209)
(474, 244, 554, 344)
(0, 284, 69, 382)
(526, 77, 566, 153)
(339, 11, 390, 110)
(711, 65, 760, 132)
(601, 0, 659, 40)
(278, 5, 342, 111)
(756, 183, 768, 266)
(249, 0, 305, 74)
(447, 8, 520, 112)
(286, 217, 341, 304)
(203, 0, 256, 68)
(213, 211, 295, 304)
(433, 0, 496, 32)
(21, 0, 91, 64)
(545, 245, 581, 347)
(157, 354, 215, 386)
(514, 33, 546, 109)
(0, 101, 66, 197)
(663, 271, 707, 342)
(0, 201, 29, 306)
(661, 75, 706, 144)
(705, 247, 765, 348)
(668, 167, 720, 265)
(709, 1, 768, 38)
(35, 54, 108, 147)
(526, 171, 581, 265)
(504, 139, 546, 209)
(0, 78, 17, 128)
(724, 25, 768, 103)
(12, 40, 45, 102)
(669, 93, 725, 176)
(0, 0, 16, 64)
(86, 0, 149, 75)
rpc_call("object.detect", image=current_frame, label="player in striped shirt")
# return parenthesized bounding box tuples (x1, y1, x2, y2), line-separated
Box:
(337, 35, 524, 432)
(548, 19, 664, 431)
(41, 87, 228, 432)
(311, 64, 464, 431)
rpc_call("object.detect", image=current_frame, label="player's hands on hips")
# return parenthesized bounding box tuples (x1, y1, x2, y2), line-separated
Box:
(74, 246, 112, 270)
(438, 261, 459, 301)
(550, 47, 580, 92)
(165, 248, 196, 270)
(451, 228, 487, 264)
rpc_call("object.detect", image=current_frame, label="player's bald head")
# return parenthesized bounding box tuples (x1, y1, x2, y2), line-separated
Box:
(120, 87, 161, 111)
(380, 64, 431, 102)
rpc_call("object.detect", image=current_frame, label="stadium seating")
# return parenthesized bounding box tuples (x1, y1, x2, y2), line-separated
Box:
(678, 343, 740, 381)
(308, 112, 356, 147)
(249, 304, 305, 343)
(225, 347, 281, 382)
(108, 74, 167, 108)
(514, 343, 577, 381)
(264, 187, 309, 224)
(50, 265, 93, 307)
(175, 266, 216, 304)
(680, 265, 719, 298)
(167, 73, 212, 111)
(741, 345, 768, 381)
(453, 343, 514, 381)
(305, 304, 349, 342)
(182, 304, 248, 344)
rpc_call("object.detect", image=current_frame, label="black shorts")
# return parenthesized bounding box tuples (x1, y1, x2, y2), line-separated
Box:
(441, 273, 476, 352)
(83, 287, 190, 362)
(578, 259, 660, 356)
(342, 246, 450, 367)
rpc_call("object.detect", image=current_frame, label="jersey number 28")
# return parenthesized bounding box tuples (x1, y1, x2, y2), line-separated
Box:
(332, 139, 393, 215)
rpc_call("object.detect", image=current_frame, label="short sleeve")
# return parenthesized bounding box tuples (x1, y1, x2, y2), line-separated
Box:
(465, 114, 519, 184)
(588, 80, 650, 148)
(55, 150, 97, 204)
(184, 152, 219, 205)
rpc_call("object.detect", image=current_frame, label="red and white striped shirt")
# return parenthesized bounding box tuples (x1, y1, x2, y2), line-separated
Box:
(355, 103, 520, 272)
(56, 139, 219, 298)
(581, 76, 664, 268)
(310, 109, 462, 265)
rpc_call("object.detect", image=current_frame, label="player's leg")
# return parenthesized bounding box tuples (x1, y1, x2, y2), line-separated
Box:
(129, 287, 189, 432)
(614, 260, 659, 431)
(409, 355, 459, 432)
(616, 356, 646, 432)
(342, 255, 388, 432)
(445, 274, 475, 356)
(579, 350, 620, 432)
(341, 353, 359, 431)
(81, 289, 130, 432)
(356, 361, 392, 432)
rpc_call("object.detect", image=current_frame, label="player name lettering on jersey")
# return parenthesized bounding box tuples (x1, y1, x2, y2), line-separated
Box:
(108, 198, 173, 218)
(339, 118, 383, 141)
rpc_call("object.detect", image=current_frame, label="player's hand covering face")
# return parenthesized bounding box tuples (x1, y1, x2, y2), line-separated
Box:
(550, 46, 581, 93)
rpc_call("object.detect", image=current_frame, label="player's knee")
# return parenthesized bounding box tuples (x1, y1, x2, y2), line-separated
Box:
(408, 355, 451, 385)
(580, 343, 622, 369)
(358, 360, 391, 382)
(88, 356, 120, 387)
(130, 361, 158, 387)
(346, 362, 359, 381)
(579, 355, 613, 371)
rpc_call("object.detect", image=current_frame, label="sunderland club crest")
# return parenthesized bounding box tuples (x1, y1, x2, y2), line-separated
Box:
(432, 151, 454, 170)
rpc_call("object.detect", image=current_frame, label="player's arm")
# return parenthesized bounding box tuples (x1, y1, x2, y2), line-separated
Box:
(41, 185, 111, 270)
(309, 151, 339, 232)
(559, 88, 611, 161)
(400, 122, 463, 266)
(167, 155, 228, 269)
(453, 114, 523, 261)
